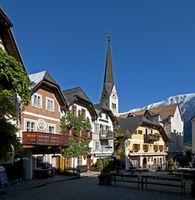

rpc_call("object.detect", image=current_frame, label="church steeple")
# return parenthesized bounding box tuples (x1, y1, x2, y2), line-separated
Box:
(100, 33, 118, 115)
(104, 32, 114, 85)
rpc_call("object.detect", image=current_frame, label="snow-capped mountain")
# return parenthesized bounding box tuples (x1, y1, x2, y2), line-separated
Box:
(124, 93, 195, 144)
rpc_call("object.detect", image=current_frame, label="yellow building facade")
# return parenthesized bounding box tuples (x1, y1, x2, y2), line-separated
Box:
(127, 126, 167, 168)
(117, 114, 168, 169)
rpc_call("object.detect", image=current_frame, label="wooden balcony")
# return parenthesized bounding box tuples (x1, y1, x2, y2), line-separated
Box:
(79, 131, 92, 141)
(144, 134, 160, 143)
(99, 130, 113, 140)
(22, 132, 69, 147)
(69, 129, 92, 141)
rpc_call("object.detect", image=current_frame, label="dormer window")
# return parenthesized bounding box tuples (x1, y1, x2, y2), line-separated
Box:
(32, 93, 42, 108)
(46, 97, 54, 111)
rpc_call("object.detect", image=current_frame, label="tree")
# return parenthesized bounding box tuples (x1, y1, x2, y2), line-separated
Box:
(60, 111, 91, 167)
(114, 130, 128, 168)
(0, 48, 30, 160)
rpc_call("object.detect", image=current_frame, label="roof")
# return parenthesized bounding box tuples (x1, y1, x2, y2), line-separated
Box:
(62, 87, 92, 104)
(29, 71, 67, 109)
(94, 103, 117, 123)
(62, 87, 98, 121)
(103, 34, 114, 84)
(117, 116, 161, 133)
(120, 104, 179, 121)
(0, 8, 26, 69)
(0, 8, 13, 27)
(29, 71, 57, 88)
(100, 33, 115, 103)
(117, 116, 168, 142)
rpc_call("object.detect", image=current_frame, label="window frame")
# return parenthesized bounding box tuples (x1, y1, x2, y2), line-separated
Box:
(24, 119, 37, 132)
(32, 93, 42, 108)
(47, 124, 56, 134)
(46, 97, 55, 111)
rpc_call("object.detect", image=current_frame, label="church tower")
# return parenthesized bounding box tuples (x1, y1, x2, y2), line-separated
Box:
(100, 33, 119, 115)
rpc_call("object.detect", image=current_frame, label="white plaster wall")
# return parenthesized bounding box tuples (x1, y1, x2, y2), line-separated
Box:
(91, 111, 114, 163)
(170, 106, 184, 152)
(70, 103, 93, 166)
(171, 106, 184, 135)
(0, 36, 5, 50)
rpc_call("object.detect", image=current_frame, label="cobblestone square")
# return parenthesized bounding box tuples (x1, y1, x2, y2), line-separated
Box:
(1, 173, 194, 200)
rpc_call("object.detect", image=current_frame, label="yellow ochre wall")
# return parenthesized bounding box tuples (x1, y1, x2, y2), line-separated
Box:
(127, 126, 167, 168)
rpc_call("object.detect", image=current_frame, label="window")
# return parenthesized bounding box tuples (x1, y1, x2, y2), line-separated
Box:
(145, 129, 148, 135)
(133, 144, 140, 152)
(48, 125, 55, 134)
(112, 103, 116, 110)
(81, 108, 86, 119)
(26, 120, 36, 132)
(72, 105, 77, 116)
(138, 130, 142, 134)
(106, 114, 108, 120)
(94, 123, 99, 133)
(46, 98, 54, 111)
(78, 156, 82, 166)
(78, 110, 81, 117)
(94, 141, 100, 151)
(32, 94, 42, 107)
(108, 140, 113, 147)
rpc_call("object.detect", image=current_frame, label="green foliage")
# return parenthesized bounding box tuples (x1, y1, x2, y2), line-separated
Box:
(0, 49, 30, 159)
(92, 158, 111, 172)
(61, 111, 92, 158)
(0, 48, 30, 105)
(92, 157, 121, 172)
(0, 118, 21, 159)
(0, 89, 18, 120)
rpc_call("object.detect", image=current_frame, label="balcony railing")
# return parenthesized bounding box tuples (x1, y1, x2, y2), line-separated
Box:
(99, 130, 113, 140)
(69, 129, 92, 141)
(144, 134, 160, 143)
(22, 132, 69, 147)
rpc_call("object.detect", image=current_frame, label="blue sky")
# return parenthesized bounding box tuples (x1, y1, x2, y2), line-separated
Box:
(1, 1, 195, 112)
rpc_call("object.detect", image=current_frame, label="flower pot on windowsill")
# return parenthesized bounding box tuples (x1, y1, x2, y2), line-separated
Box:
(98, 173, 112, 185)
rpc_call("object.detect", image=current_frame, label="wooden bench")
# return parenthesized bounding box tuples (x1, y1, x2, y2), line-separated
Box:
(110, 172, 143, 189)
(64, 167, 80, 177)
(142, 175, 186, 194)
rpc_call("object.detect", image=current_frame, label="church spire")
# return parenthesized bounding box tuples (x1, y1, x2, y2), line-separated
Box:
(100, 33, 119, 115)
(103, 32, 114, 84)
